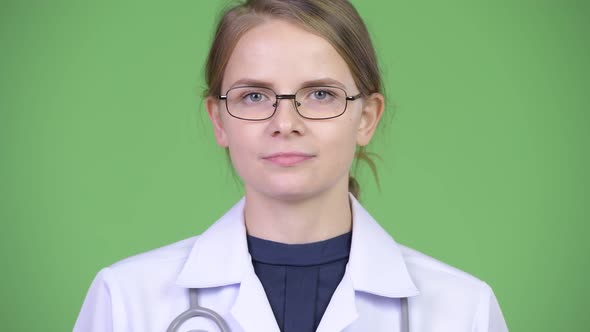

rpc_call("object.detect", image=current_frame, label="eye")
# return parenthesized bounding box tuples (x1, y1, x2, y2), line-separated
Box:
(245, 92, 264, 102)
(306, 88, 339, 102)
(312, 90, 330, 100)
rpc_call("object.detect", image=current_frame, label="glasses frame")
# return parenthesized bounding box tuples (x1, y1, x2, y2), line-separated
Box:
(218, 85, 363, 121)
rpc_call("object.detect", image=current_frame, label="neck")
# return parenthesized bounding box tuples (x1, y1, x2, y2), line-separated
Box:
(243, 185, 352, 244)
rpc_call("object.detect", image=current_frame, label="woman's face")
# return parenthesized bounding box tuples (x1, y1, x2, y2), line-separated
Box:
(206, 19, 383, 201)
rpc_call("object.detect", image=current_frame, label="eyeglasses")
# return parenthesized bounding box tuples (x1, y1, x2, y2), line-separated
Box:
(218, 85, 362, 121)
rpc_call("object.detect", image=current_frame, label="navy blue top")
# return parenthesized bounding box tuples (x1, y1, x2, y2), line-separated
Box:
(246, 231, 352, 332)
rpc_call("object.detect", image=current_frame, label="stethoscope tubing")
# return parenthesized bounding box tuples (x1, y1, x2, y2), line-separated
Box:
(167, 288, 231, 332)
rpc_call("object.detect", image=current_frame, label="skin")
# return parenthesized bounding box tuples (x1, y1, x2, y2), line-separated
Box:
(206, 19, 384, 244)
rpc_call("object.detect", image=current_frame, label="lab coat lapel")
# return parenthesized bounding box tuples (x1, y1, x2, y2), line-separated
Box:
(315, 269, 358, 332)
(231, 267, 281, 332)
(347, 193, 420, 297)
(175, 197, 250, 288)
(175, 197, 280, 331)
(318, 194, 420, 331)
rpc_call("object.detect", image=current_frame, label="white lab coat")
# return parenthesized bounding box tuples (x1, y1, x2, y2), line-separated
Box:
(74, 194, 509, 331)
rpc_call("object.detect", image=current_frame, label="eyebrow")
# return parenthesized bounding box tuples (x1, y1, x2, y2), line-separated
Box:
(228, 77, 347, 90)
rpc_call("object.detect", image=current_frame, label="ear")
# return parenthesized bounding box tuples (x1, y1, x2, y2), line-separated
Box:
(356, 92, 385, 146)
(206, 96, 229, 147)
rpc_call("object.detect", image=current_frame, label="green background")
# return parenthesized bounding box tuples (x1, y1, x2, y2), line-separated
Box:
(1, 0, 588, 330)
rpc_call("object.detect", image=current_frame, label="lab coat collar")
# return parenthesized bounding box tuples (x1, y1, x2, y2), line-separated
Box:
(347, 194, 420, 298)
(175, 193, 420, 299)
(176, 198, 250, 288)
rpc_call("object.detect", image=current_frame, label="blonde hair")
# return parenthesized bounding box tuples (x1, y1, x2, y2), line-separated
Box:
(204, 0, 383, 200)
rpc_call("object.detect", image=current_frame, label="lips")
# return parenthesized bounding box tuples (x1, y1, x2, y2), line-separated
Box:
(262, 152, 315, 167)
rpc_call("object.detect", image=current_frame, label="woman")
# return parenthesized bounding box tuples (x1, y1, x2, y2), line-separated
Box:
(74, 0, 509, 331)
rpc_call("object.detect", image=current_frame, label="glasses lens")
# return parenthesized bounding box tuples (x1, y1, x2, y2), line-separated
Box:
(296, 86, 347, 119)
(226, 87, 276, 120)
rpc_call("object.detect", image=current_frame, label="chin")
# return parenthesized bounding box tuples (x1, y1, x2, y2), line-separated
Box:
(241, 169, 345, 201)
(259, 180, 340, 203)
(266, 185, 313, 200)
(247, 181, 318, 202)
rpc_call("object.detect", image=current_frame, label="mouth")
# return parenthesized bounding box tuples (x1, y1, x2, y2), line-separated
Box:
(262, 152, 315, 167)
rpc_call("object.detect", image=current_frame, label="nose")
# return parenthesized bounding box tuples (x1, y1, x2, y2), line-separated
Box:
(268, 97, 305, 136)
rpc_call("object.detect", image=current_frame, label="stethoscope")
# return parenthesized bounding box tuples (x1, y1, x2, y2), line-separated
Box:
(167, 288, 230, 332)
(167, 288, 410, 332)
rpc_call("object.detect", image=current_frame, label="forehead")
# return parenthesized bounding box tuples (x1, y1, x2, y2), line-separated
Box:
(222, 19, 356, 92)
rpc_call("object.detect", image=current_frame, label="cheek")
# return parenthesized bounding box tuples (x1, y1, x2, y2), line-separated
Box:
(338, 110, 362, 146)
(224, 123, 260, 177)
(316, 120, 359, 169)
(226, 121, 250, 166)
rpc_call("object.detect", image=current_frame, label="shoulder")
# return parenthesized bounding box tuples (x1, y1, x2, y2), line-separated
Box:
(399, 244, 484, 284)
(396, 244, 508, 330)
(397, 243, 494, 301)
(111, 235, 197, 268)
(75, 235, 202, 329)
(102, 235, 199, 286)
